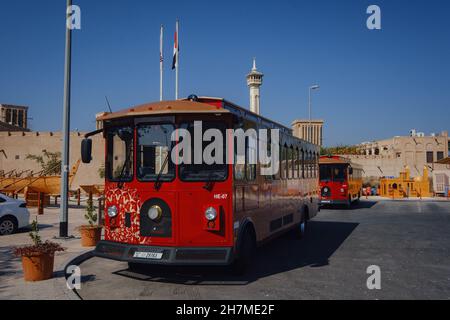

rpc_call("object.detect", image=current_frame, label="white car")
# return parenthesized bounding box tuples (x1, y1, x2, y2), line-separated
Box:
(0, 193, 30, 235)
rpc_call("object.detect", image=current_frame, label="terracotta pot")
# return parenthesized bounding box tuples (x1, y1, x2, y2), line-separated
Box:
(79, 225, 102, 247)
(21, 253, 54, 282)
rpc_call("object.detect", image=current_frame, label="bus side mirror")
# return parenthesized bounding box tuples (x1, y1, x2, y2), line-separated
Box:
(349, 167, 353, 175)
(81, 138, 92, 164)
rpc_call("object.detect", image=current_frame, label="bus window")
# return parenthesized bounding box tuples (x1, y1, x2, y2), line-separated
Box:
(273, 143, 281, 180)
(179, 121, 228, 182)
(106, 126, 134, 181)
(302, 149, 306, 179)
(319, 164, 332, 182)
(333, 165, 346, 182)
(136, 124, 175, 181)
(312, 152, 316, 178)
(287, 146, 293, 179)
(246, 135, 257, 181)
(261, 128, 273, 180)
(234, 141, 245, 181)
(314, 153, 319, 178)
(293, 147, 298, 178)
(308, 152, 312, 178)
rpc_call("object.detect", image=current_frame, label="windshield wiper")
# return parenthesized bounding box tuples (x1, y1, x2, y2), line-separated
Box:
(117, 149, 132, 189)
(154, 152, 170, 191)
(203, 171, 218, 191)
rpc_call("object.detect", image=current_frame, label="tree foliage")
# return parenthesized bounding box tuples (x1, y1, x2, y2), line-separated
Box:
(84, 198, 98, 227)
(320, 145, 359, 156)
(26, 150, 62, 175)
(13, 218, 65, 257)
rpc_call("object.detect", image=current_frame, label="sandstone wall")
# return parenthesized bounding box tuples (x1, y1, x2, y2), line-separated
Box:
(0, 131, 104, 191)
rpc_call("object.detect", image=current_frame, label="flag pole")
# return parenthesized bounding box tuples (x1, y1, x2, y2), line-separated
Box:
(175, 20, 179, 100)
(160, 24, 163, 101)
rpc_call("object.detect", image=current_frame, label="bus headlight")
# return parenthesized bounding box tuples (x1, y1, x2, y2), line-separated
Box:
(107, 205, 118, 218)
(148, 205, 162, 221)
(340, 188, 345, 193)
(205, 207, 217, 221)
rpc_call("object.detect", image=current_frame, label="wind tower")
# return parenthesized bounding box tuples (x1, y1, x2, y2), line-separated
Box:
(246, 58, 264, 114)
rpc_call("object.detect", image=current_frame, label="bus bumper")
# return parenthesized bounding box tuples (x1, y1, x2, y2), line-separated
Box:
(319, 199, 349, 206)
(94, 240, 234, 266)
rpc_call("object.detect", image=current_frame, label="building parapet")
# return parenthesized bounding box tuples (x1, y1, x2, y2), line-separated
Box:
(0, 131, 87, 138)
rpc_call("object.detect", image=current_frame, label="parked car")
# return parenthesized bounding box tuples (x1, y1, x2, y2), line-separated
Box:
(0, 193, 30, 235)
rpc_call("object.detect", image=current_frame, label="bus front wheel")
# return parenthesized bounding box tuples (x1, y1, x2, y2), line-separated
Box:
(232, 229, 256, 275)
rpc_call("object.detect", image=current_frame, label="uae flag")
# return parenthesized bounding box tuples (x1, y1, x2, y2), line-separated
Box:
(172, 21, 179, 70)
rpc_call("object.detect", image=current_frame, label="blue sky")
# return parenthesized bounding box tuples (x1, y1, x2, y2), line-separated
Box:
(0, 0, 449, 146)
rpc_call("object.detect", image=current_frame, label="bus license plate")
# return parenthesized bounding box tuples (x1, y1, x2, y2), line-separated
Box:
(133, 251, 163, 260)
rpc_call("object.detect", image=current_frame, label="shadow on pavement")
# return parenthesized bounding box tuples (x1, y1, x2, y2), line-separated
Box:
(113, 220, 358, 286)
(321, 200, 378, 211)
(11, 223, 53, 235)
(0, 246, 19, 278)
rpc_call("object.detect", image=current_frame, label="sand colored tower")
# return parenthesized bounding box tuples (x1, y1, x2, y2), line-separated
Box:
(246, 58, 264, 114)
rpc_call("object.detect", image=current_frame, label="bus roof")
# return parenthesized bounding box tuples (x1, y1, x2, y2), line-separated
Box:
(190, 97, 295, 135)
(96, 96, 319, 152)
(319, 156, 351, 165)
(97, 100, 230, 121)
(319, 155, 363, 169)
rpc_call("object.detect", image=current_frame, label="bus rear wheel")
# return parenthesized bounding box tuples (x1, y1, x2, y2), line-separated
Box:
(231, 229, 256, 275)
(294, 211, 308, 239)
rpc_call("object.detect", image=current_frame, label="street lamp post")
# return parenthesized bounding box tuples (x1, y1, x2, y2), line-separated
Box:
(60, 0, 72, 238)
(308, 84, 320, 144)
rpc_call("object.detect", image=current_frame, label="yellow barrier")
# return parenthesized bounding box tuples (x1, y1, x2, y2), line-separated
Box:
(379, 166, 431, 199)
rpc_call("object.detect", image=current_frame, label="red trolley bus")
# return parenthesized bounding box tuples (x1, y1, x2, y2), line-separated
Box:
(81, 96, 319, 273)
(319, 155, 363, 207)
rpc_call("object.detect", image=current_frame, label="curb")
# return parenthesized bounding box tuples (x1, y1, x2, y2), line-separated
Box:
(62, 249, 95, 300)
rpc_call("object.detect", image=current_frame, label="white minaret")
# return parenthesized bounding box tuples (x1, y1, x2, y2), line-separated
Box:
(246, 58, 264, 114)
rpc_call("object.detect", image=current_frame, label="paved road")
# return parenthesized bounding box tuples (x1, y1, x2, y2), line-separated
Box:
(75, 199, 450, 300)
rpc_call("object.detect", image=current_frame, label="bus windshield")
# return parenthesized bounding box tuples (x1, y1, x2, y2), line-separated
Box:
(320, 164, 347, 182)
(137, 124, 175, 181)
(178, 121, 228, 182)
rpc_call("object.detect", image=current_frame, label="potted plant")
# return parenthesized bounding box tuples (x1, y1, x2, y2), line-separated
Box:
(13, 219, 65, 282)
(79, 198, 102, 247)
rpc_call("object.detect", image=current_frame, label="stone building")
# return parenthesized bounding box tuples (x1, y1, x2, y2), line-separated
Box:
(348, 130, 449, 178)
(0, 104, 29, 132)
(292, 119, 324, 147)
